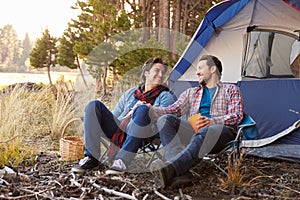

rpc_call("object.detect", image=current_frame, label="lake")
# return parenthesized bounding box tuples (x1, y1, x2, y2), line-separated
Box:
(0, 72, 95, 90)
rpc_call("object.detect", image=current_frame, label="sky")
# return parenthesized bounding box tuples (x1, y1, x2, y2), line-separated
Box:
(0, 0, 79, 40)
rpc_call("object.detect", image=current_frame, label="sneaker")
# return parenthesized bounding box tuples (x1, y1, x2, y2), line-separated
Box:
(105, 159, 127, 175)
(71, 156, 99, 173)
(150, 159, 175, 188)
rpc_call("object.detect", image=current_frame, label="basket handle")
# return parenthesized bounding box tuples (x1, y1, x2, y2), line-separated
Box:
(61, 118, 83, 139)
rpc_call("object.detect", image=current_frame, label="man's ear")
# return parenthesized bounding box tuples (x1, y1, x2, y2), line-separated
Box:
(144, 70, 149, 77)
(210, 66, 217, 74)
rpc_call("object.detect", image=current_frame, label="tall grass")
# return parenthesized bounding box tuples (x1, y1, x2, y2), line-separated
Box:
(0, 82, 95, 166)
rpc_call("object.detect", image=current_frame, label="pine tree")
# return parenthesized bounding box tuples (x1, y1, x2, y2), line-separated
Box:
(18, 33, 32, 71)
(30, 29, 57, 89)
(72, 0, 132, 95)
(57, 27, 88, 87)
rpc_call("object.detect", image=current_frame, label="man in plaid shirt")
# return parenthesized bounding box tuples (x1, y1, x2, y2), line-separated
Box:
(148, 55, 244, 188)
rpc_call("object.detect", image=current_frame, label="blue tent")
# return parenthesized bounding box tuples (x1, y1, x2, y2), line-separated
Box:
(169, 0, 300, 162)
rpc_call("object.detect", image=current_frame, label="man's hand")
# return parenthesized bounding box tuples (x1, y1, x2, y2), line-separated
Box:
(195, 116, 215, 131)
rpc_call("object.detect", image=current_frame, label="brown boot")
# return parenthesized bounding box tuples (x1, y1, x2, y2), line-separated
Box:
(170, 171, 196, 188)
(150, 159, 176, 188)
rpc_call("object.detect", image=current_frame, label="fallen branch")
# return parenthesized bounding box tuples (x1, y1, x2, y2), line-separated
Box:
(99, 175, 139, 190)
(92, 183, 137, 200)
(142, 194, 149, 200)
(0, 187, 56, 199)
(153, 188, 172, 200)
(257, 193, 296, 200)
(269, 183, 300, 195)
(245, 175, 273, 186)
(179, 188, 184, 199)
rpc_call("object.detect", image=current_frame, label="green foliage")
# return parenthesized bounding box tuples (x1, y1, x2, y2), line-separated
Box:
(57, 30, 77, 69)
(175, 34, 191, 56)
(30, 29, 57, 69)
(0, 138, 34, 167)
(85, 27, 179, 79)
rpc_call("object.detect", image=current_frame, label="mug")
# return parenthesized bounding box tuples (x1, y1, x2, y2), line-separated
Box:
(188, 113, 201, 132)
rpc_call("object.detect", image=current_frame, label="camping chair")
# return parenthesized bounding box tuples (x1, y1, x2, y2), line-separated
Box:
(202, 113, 258, 176)
(137, 135, 163, 168)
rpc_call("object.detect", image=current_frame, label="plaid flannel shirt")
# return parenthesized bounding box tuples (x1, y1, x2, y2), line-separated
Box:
(153, 82, 244, 129)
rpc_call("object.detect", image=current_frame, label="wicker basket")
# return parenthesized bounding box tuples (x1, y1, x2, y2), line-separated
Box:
(60, 118, 84, 161)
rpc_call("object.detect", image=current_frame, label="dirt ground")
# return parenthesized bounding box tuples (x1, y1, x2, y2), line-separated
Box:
(1, 149, 300, 200)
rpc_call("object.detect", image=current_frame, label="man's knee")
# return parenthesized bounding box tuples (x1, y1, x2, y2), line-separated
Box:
(85, 100, 103, 111)
(198, 124, 227, 144)
(157, 114, 177, 129)
(198, 124, 224, 134)
(133, 104, 150, 116)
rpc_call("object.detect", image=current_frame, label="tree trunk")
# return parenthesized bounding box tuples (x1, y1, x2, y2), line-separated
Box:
(171, 0, 182, 58)
(76, 55, 88, 88)
(140, 0, 151, 42)
(182, 2, 189, 35)
(101, 66, 107, 95)
(47, 65, 57, 99)
(158, 0, 170, 50)
(153, 0, 159, 40)
(47, 65, 53, 87)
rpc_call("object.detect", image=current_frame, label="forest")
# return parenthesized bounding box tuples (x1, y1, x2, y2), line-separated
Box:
(0, 0, 218, 94)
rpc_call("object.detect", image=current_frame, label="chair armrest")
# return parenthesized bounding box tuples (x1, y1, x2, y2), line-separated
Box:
(237, 113, 259, 140)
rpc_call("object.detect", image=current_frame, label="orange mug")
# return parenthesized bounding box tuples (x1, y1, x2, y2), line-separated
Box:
(188, 113, 201, 132)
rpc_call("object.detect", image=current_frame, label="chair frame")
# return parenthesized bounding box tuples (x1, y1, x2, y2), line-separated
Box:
(202, 113, 257, 176)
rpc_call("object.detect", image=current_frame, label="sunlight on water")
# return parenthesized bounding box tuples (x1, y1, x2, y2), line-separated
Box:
(0, 72, 94, 90)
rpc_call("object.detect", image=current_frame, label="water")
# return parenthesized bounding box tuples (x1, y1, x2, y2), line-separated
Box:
(0, 72, 94, 90)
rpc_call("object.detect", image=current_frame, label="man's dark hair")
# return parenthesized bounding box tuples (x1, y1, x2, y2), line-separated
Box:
(141, 57, 168, 82)
(199, 55, 222, 78)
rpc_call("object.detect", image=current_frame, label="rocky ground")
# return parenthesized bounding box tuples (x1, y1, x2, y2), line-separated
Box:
(1, 150, 300, 200)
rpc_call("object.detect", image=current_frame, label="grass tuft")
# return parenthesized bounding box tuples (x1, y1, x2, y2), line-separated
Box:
(0, 138, 34, 168)
(218, 149, 245, 193)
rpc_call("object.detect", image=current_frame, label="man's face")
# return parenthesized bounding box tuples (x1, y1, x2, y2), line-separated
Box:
(196, 60, 213, 84)
(144, 63, 166, 86)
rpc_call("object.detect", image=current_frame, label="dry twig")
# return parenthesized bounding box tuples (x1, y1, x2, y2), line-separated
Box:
(153, 188, 172, 200)
(93, 182, 137, 200)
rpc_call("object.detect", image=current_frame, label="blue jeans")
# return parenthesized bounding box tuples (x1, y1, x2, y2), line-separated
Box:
(157, 114, 195, 161)
(84, 100, 120, 160)
(84, 101, 156, 164)
(115, 105, 158, 165)
(157, 114, 236, 176)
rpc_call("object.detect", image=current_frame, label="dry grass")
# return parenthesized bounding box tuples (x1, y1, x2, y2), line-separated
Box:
(0, 82, 95, 166)
(0, 138, 33, 167)
(218, 149, 245, 193)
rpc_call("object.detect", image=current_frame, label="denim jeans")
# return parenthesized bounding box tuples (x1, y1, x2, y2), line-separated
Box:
(157, 114, 195, 161)
(157, 114, 236, 176)
(115, 105, 158, 165)
(84, 100, 120, 160)
(84, 101, 157, 164)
